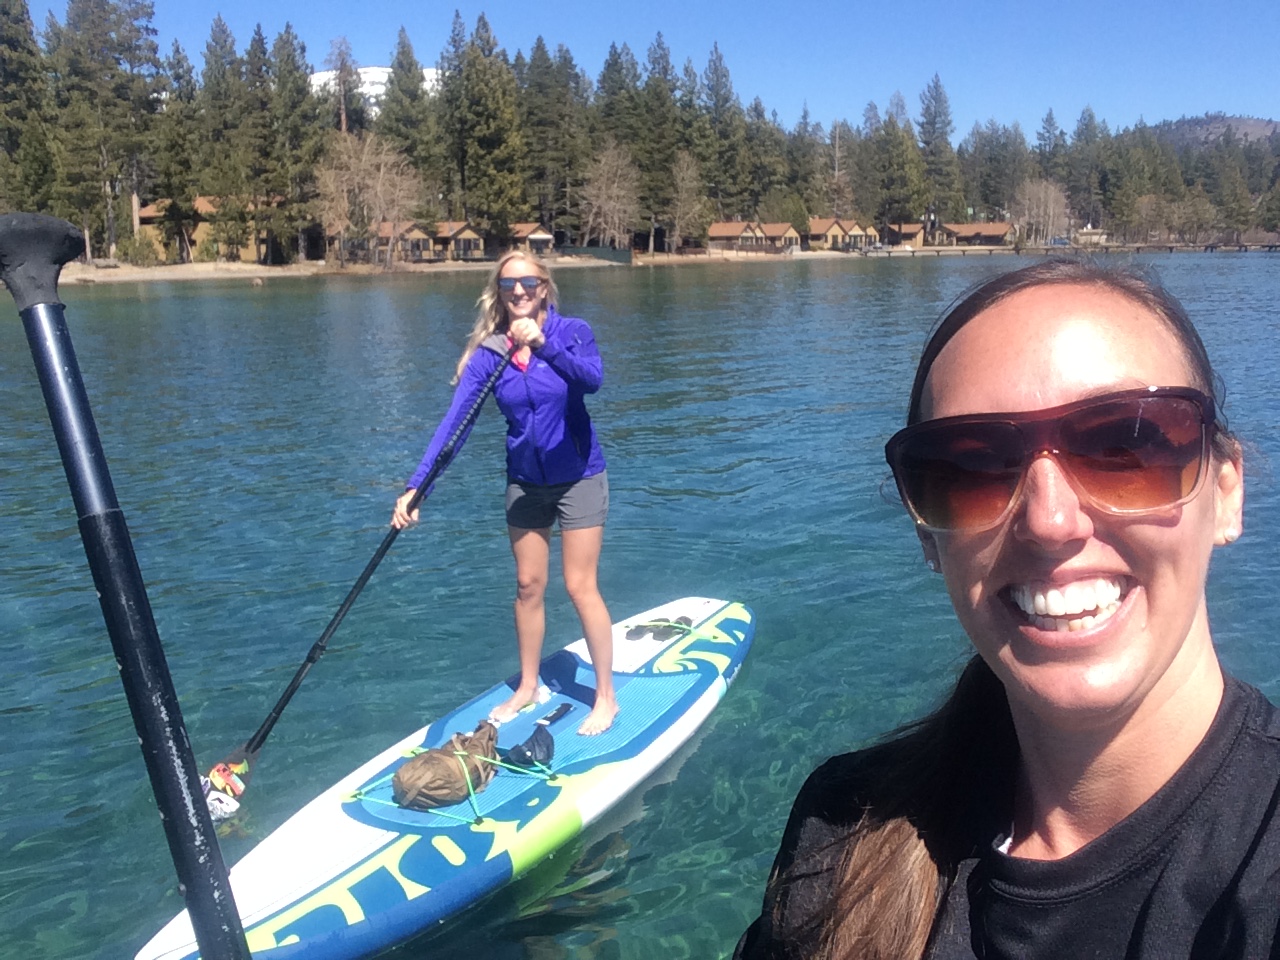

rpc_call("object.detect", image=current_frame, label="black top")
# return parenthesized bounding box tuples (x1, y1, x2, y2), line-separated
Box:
(736, 676, 1280, 959)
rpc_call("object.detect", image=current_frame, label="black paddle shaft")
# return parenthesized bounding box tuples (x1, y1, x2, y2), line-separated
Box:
(241, 345, 517, 756)
(0, 213, 251, 960)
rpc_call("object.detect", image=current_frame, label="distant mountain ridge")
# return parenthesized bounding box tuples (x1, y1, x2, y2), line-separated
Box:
(1151, 113, 1278, 146)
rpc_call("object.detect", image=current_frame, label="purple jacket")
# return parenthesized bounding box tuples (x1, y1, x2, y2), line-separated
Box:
(406, 305, 607, 492)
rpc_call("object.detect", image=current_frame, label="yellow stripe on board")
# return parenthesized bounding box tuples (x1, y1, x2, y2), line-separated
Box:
(244, 835, 430, 951)
(651, 602, 748, 676)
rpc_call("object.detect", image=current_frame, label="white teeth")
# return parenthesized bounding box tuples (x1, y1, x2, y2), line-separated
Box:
(1009, 577, 1127, 632)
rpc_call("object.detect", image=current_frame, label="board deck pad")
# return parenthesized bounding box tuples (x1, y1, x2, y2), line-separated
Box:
(137, 596, 755, 960)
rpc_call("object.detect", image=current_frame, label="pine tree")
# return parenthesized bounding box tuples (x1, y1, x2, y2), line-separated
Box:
(743, 98, 787, 217)
(700, 43, 748, 219)
(378, 27, 429, 171)
(267, 24, 324, 260)
(518, 36, 559, 225)
(323, 36, 365, 134)
(675, 57, 714, 177)
(458, 14, 527, 238)
(0, 0, 49, 210)
(1036, 108, 1068, 183)
(917, 74, 965, 220)
(548, 43, 592, 239)
(436, 11, 468, 219)
(1067, 106, 1106, 226)
(0, 0, 44, 158)
(636, 33, 678, 250)
(196, 15, 248, 257)
(874, 114, 928, 232)
(43, 0, 160, 256)
(241, 24, 274, 260)
(596, 42, 642, 149)
(788, 105, 825, 215)
(153, 40, 200, 259)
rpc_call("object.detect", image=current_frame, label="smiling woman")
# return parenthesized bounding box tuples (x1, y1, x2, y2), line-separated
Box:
(735, 260, 1280, 960)
(391, 250, 619, 737)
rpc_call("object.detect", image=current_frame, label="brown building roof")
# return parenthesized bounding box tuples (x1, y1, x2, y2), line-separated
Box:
(377, 221, 429, 240)
(435, 221, 480, 239)
(807, 218, 847, 236)
(511, 222, 553, 240)
(759, 222, 800, 239)
(944, 222, 1014, 239)
(708, 221, 758, 239)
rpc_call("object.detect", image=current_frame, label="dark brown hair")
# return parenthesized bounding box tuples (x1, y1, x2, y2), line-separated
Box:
(785, 260, 1235, 960)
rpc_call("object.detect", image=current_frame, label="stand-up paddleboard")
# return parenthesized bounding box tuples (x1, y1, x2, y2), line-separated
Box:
(136, 597, 754, 960)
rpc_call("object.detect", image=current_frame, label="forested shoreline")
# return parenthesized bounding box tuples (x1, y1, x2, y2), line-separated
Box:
(2, 1, 1278, 264)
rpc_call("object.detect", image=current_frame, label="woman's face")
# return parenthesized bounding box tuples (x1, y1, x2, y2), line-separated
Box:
(919, 283, 1242, 729)
(498, 258, 546, 324)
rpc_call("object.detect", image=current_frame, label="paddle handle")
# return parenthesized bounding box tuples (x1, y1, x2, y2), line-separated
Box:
(1, 214, 251, 960)
(243, 347, 517, 755)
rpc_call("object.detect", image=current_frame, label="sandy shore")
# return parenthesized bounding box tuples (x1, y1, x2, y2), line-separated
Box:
(56, 254, 621, 287)
(49, 242, 1278, 288)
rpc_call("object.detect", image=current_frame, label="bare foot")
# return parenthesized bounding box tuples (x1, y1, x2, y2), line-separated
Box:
(489, 687, 539, 724)
(577, 698, 618, 736)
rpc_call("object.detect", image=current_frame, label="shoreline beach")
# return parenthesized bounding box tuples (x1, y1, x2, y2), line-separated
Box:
(49, 242, 1278, 288)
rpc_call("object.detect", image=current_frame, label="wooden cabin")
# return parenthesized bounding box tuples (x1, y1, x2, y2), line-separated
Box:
(883, 222, 925, 248)
(375, 221, 431, 262)
(510, 222, 554, 255)
(839, 219, 870, 251)
(759, 222, 801, 251)
(942, 222, 1017, 246)
(707, 221, 767, 250)
(805, 218, 848, 251)
(433, 221, 484, 260)
(137, 196, 257, 262)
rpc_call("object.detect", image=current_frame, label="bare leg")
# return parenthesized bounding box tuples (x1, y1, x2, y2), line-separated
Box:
(561, 525, 618, 735)
(491, 526, 551, 723)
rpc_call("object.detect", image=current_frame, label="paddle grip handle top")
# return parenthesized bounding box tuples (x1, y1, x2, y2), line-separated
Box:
(0, 212, 84, 311)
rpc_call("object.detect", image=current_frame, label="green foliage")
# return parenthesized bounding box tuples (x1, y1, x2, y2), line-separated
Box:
(115, 230, 160, 265)
(267, 24, 325, 261)
(454, 15, 527, 236)
(1, 0, 45, 160)
(757, 187, 808, 234)
(874, 115, 929, 227)
(192, 235, 219, 261)
(5, 8, 1277, 253)
(700, 43, 749, 219)
(918, 76, 965, 220)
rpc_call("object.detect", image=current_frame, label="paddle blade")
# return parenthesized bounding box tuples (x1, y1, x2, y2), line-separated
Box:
(202, 747, 257, 822)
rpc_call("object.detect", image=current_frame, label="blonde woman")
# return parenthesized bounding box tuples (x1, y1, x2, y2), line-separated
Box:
(392, 251, 617, 736)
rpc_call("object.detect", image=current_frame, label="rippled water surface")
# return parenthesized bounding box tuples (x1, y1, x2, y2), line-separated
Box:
(2, 254, 1278, 958)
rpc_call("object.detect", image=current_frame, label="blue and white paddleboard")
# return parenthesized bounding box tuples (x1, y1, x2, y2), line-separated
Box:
(136, 596, 755, 960)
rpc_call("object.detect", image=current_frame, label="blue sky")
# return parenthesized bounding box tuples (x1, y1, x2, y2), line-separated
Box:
(35, 0, 1280, 142)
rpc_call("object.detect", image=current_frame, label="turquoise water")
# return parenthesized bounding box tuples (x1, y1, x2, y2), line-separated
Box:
(2, 255, 1278, 959)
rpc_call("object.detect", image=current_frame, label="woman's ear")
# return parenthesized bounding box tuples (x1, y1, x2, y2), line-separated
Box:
(918, 530, 941, 572)
(1213, 449, 1244, 546)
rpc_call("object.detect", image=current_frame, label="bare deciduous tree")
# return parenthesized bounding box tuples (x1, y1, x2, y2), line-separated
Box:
(580, 140, 640, 249)
(668, 150, 710, 249)
(315, 132, 423, 266)
(1012, 177, 1068, 244)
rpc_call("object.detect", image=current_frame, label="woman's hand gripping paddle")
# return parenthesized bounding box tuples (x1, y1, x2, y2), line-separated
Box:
(203, 347, 517, 821)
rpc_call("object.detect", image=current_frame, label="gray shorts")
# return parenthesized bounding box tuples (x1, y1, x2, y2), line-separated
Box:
(505, 471, 609, 531)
